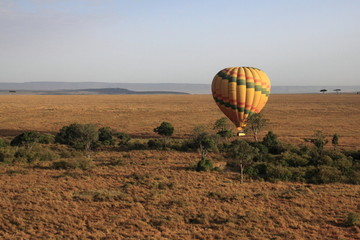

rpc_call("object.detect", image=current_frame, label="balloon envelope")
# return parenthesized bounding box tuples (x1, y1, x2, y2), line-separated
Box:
(212, 67, 271, 130)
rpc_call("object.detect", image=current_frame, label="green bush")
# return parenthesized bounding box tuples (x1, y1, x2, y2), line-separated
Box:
(128, 141, 147, 150)
(288, 167, 307, 182)
(266, 164, 292, 182)
(345, 150, 360, 160)
(0, 147, 16, 163)
(196, 157, 213, 172)
(249, 142, 269, 162)
(1, 145, 59, 164)
(281, 151, 309, 167)
(11, 132, 54, 147)
(153, 122, 174, 137)
(0, 138, 7, 148)
(55, 123, 99, 152)
(306, 166, 343, 184)
(116, 132, 131, 146)
(147, 139, 165, 150)
(98, 127, 115, 145)
(216, 130, 232, 138)
(13, 145, 59, 163)
(52, 158, 93, 170)
(262, 131, 284, 154)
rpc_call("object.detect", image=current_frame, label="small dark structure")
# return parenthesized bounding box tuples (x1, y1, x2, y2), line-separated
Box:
(9, 90, 16, 94)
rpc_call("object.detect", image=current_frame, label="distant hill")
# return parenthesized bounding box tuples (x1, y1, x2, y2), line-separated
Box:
(0, 82, 207, 94)
(0, 82, 359, 94)
(0, 88, 189, 95)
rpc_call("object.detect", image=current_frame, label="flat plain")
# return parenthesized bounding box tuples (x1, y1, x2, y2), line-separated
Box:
(0, 94, 359, 147)
(0, 94, 359, 239)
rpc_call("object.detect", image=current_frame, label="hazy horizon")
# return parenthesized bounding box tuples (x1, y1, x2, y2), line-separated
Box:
(1, 1, 360, 85)
(1, 80, 360, 87)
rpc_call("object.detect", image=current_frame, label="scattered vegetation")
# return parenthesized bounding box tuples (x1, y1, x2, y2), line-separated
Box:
(0, 120, 358, 185)
(10, 131, 54, 148)
(51, 158, 93, 170)
(226, 140, 258, 183)
(0, 95, 359, 239)
(213, 117, 232, 139)
(56, 123, 99, 154)
(153, 122, 174, 137)
(244, 113, 269, 142)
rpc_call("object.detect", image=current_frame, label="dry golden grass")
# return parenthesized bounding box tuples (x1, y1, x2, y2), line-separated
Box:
(0, 151, 359, 239)
(0, 94, 360, 239)
(0, 94, 359, 147)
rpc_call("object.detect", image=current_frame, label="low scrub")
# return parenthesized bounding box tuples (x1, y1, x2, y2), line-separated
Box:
(51, 158, 93, 170)
(0, 145, 59, 164)
(11, 132, 54, 147)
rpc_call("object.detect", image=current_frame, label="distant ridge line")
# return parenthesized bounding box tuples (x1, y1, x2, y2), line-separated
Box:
(0, 82, 359, 94)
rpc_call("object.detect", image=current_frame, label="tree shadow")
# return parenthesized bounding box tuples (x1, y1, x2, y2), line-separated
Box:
(0, 129, 57, 137)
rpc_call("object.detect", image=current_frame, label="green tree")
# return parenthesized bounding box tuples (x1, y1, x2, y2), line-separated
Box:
(262, 131, 283, 154)
(153, 122, 174, 148)
(226, 139, 258, 183)
(192, 125, 218, 160)
(10, 131, 54, 150)
(213, 117, 232, 139)
(332, 133, 339, 149)
(55, 123, 99, 155)
(153, 122, 174, 137)
(244, 113, 269, 142)
(98, 127, 115, 145)
(308, 131, 328, 153)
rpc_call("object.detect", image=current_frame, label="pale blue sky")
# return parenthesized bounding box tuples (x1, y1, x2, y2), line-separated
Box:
(0, 0, 359, 85)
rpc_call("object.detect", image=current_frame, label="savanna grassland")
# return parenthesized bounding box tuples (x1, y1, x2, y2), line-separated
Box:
(0, 94, 359, 146)
(0, 94, 360, 239)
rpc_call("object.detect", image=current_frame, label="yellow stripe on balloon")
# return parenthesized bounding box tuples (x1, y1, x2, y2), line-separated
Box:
(249, 68, 262, 114)
(237, 67, 246, 124)
(244, 67, 254, 120)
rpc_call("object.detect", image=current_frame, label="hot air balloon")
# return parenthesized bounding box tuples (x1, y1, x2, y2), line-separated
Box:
(211, 67, 271, 136)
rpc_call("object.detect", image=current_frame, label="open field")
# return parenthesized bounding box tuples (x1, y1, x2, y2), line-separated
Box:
(0, 94, 359, 147)
(1, 151, 360, 239)
(0, 94, 360, 239)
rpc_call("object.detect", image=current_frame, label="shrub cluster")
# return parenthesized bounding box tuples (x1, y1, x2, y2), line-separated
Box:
(0, 145, 59, 164)
(242, 132, 360, 184)
(1, 122, 359, 186)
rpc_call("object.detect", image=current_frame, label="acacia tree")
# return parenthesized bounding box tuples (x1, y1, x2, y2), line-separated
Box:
(226, 139, 258, 183)
(332, 133, 339, 149)
(55, 123, 99, 156)
(333, 89, 341, 94)
(213, 117, 232, 139)
(192, 125, 218, 171)
(320, 89, 327, 94)
(153, 122, 174, 148)
(244, 113, 269, 142)
(305, 130, 329, 154)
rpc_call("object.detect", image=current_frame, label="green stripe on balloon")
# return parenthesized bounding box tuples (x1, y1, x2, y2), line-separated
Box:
(246, 82, 254, 88)
(237, 79, 246, 85)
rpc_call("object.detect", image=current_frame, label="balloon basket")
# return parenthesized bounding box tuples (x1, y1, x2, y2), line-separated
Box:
(237, 131, 246, 137)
